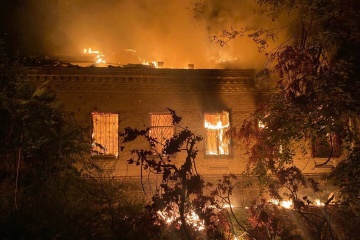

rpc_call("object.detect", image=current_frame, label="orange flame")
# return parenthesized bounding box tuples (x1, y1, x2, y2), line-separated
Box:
(83, 48, 106, 64)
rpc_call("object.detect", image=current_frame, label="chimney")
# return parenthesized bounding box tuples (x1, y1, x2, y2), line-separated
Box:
(158, 61, 164, 68)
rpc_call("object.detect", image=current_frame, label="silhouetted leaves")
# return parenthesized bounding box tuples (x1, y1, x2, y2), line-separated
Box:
(201, 0, 360, 238)
(166, 108, 182, 125)
(120, 109, 228, 239)
(120, 127, 149, 143)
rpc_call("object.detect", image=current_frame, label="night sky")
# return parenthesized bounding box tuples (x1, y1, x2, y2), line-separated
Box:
(0, 0, 279, 68)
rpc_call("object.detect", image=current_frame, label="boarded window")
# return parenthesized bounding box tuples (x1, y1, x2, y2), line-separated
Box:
(204, 111, 230, 155)
(149, 113, 174, 154)
(312, 133, 341, 158)
(92, 112, 119, 157)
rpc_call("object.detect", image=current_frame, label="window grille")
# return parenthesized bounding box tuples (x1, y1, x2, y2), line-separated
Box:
(92, 112, 119, 157)
(149, 113, 174, 154)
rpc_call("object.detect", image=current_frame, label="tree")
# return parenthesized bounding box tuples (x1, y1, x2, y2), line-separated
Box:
(120, 108, 233, 240)
(194, 0, 360, 239)
(0, 41, 147, 239)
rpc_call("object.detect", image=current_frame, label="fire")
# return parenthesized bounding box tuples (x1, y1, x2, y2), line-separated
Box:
(210, 51, 238, 64)
(314, 199, 325, 206)
(125, 49, 158, 68)
(269, 198, 326, 209)
(157, 203, 244, 239)
(83, 47, 106, 64)
(222, 203, 236, 209)
(142, 60, 158, 68)
(157, 204, 205, 231)
(83, 48, 99, 54)
(269, 199, 293, 209)
(204, 111, 230, 155)
(258, 120, 265, 129)
(204, 120, 230, 130)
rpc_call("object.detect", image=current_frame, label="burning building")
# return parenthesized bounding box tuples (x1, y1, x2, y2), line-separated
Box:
(26, 65, 339, 203)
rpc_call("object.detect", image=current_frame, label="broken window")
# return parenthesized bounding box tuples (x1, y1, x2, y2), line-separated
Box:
(204, 111, 230, 155)
(312, 133, 341, 158)
(149, 113, 174, 155)
(91, 112, 119, 157)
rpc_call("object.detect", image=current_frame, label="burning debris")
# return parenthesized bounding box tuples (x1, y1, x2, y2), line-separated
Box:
(157, 204, 205, 232)
(125, 49, 158, 68)
(210, 51, 239, 64)
(83, 48, 106, 64)
(268, 198, 327, 209)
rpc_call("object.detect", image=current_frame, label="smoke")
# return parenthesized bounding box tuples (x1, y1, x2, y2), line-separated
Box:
(1, 0, 285, 68)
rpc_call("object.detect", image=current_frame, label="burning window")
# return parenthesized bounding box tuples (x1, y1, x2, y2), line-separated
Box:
(312, 133, 341, 158)
(204, 111, 230, 155)
(149, 113, 174, 154)
(92, 112, 119, 157)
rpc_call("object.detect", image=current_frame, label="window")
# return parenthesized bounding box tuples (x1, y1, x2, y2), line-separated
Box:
(312, 133, 341, 158)
(149, 113, 174, 154)
(204, 111, 230, 155)
(91, 112, 119, 157)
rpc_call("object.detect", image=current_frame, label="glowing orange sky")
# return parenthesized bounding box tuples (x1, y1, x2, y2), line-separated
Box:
(2, 0, 288, 68)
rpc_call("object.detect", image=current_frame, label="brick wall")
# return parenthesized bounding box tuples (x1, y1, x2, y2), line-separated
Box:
(27, 66, 335, 180)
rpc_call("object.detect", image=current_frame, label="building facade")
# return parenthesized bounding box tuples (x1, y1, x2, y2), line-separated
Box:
(27, 66, 336, 181)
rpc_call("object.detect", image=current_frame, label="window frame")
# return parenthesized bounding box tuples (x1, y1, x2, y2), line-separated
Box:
(312, 132, 341, 158)
(149, 112, 175, 155)
(91, 112, 119, 158)
(204, 111, 231, 156)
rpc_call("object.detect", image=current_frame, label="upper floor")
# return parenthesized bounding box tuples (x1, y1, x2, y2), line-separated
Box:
(27, 66, 340, 178)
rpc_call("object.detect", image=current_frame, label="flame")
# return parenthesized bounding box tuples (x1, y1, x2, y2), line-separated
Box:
(204, 112, 230, 155)
(205, 120, 229, 155)
(314, 199, 325, 206)
(157, 204, 205, 231)
(142, 60, 158, 68)
(258, 120, 265, 129)
(124, 48, 158, 68)
(84, 48, 100, 54)
(280, 200, 293, 209)
(83, 48, 106, 64)
(204, 112, 230, 130)
(269, 198, 326, 209)
(222, 203, 236, 209)
(204, 120, 230, 130)
(210, 51, 238, 64)
(269, 199, 293, 209)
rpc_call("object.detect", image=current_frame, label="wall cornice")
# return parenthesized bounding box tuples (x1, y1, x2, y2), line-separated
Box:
(27, 67, 268, 93)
